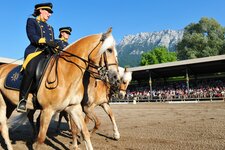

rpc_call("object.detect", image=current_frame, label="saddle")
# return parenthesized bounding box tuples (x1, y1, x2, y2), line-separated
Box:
(4, 55, 52, 93)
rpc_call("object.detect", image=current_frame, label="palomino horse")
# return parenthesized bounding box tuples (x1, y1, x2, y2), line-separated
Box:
(82, 66, 132, 139)
(55, 66, 132, 140)
(0, 28, 119, 150)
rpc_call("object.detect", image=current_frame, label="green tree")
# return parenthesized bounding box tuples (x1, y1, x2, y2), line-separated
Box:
(140, 46, 177, 65)
(177, 17, 225, 60)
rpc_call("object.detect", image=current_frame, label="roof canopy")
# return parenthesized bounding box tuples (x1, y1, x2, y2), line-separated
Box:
(127, 55, 225, 80)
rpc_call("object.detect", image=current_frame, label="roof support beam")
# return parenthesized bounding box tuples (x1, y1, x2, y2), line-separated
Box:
(148, 70, 152, 100)
(186, 68, 190, 96)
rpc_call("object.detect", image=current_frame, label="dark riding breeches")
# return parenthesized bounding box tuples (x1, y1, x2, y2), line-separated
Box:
(19, 52, 46, 100)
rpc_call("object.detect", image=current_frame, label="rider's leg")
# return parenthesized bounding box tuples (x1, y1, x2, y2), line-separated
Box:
(17, 54, 44, 112)
(16, 65, 34, 112)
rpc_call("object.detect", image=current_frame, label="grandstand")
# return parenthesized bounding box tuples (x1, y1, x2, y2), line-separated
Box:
(126, 54, 225, 102)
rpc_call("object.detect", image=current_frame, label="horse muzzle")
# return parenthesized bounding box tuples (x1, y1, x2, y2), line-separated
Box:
(107, 70, 120, 90)
(118, 92, 125, 99)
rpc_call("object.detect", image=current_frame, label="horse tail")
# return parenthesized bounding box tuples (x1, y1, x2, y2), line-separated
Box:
(8, 112, 28, 131)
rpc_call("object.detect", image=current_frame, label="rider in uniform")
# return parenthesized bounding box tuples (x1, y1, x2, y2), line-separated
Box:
(17, 2, 56, 112)
(55, 27, 72, 49)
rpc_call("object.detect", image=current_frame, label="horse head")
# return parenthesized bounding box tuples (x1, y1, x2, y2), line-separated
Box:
(118, 67, 132, 99)
(65, 27, 120, 88)
(97, 27, 120, 88)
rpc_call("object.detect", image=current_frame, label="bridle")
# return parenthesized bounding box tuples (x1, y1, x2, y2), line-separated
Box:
(96, 50, 119, 81)
(119, 87, 127, 92)
(85, 32, 119, 82)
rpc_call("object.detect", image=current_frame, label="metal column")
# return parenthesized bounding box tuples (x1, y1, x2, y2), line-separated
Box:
(186, 68, 190, 96)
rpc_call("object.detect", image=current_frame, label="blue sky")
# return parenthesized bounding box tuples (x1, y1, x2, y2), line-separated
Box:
(1, 0, 225, 59)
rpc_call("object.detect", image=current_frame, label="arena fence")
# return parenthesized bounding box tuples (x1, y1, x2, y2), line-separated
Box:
(111, 96, 225, 103)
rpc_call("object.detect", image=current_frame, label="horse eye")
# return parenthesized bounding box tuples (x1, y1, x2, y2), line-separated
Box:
(107, 48, 112, 53)
(123, 81, 126, 84)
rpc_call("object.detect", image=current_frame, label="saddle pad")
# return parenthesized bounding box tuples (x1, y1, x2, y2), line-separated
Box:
(4, 65, 23, 91)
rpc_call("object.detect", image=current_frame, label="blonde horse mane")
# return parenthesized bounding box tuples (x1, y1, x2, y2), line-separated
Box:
(119, 67, 132, 81)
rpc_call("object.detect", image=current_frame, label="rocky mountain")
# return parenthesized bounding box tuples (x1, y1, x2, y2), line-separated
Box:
(117, 29, 184, 67)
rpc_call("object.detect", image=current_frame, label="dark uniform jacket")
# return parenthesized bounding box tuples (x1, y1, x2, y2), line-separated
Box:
(24, 17, 54, 58)
(55, 38, 69, 49)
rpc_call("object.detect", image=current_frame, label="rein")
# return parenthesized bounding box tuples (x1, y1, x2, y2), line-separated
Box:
(46, 33, 118, 88)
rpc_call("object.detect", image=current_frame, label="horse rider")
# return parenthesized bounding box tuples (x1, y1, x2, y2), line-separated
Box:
(17, 2, 57, 112)
(55, 27, 72, 49)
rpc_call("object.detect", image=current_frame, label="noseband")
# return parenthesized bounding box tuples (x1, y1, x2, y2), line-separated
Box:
(119, 87, 127, 92)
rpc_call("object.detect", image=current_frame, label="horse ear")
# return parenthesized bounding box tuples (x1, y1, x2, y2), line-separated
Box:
(124, 67, 128, 72)
(124, 67, 132, 75)
(106, 27, 112, 34)
(105, 27, 112, 37)
(101, 27, 112, 41)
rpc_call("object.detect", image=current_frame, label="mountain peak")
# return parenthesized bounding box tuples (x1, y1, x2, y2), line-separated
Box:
(119, 29, 183, 47)
(117, 29, 184, 67)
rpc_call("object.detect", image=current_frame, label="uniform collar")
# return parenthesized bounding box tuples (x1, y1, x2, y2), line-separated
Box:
(60, 37, 68, 42)
(36, 16, 46, 22)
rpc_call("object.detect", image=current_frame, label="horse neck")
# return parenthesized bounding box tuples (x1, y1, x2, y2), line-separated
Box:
(65, 34, 102, 66)
(89, 74, 110, 96)
(56, 34, 102, 81)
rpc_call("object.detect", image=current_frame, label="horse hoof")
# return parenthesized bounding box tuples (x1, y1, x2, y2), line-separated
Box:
(72, 145, 81, 150)
(113, 132, 120, 140)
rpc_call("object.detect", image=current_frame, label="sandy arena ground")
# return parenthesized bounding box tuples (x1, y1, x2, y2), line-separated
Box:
(1, 101, 225, 150)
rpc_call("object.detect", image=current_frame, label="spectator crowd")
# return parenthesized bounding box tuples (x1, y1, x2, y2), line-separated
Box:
(126, 78, 225, 101)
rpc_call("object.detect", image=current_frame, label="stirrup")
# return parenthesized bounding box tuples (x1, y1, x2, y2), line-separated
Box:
(16, 99, 27, 113)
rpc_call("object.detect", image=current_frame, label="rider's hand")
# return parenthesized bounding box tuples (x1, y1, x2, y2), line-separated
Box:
(46, 41, 58, 48)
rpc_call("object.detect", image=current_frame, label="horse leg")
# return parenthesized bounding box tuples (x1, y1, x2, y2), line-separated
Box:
(36, 111, 41, 132)
(56, 111, 70, 132)
(101, 103, 120, 140)
(66, 104, 93, 150)
(63, 111, 71, 130)
(69, 115, 79, 150)
(0, 93, 13, 150)
(35, 108, 54, 150)
(84, 114, 90, 124)
(83, 105, 101, 134)
(27, 109, 38, 138)
(5, 98, 16, 119)
(56, 111, 63, 132)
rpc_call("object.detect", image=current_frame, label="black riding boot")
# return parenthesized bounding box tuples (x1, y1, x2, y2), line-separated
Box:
(17, 72, 33, 113)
